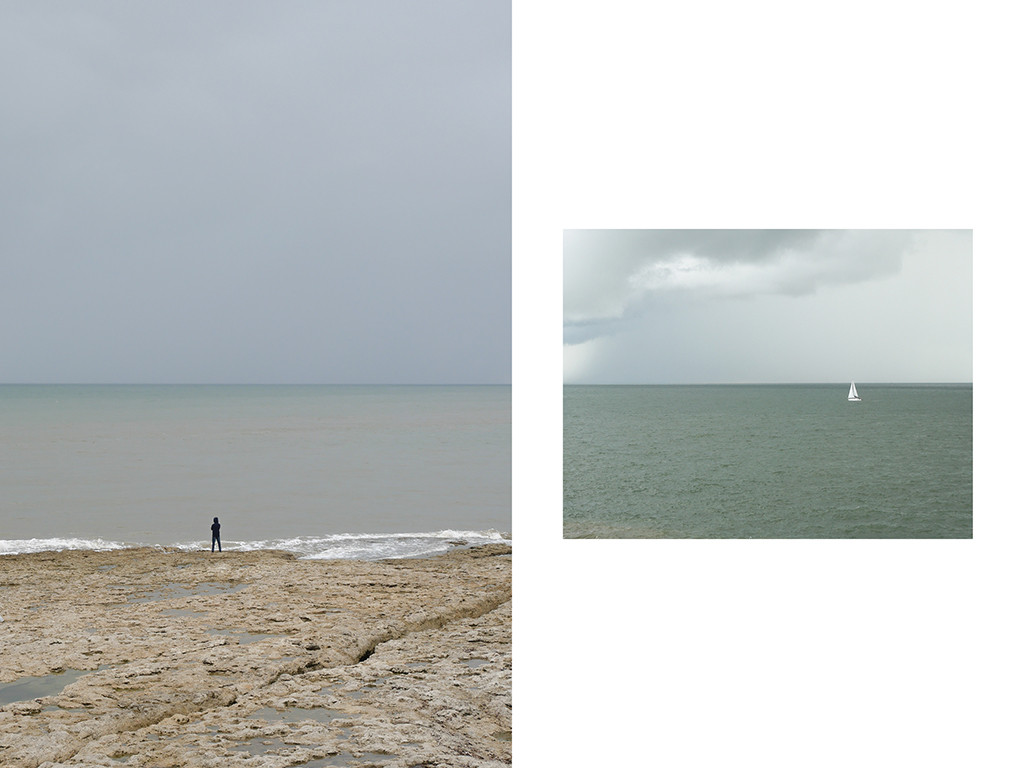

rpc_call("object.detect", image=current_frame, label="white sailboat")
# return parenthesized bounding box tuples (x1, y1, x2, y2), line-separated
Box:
(848, 381, 862, 401)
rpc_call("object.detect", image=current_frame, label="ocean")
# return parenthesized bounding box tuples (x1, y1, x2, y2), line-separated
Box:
(1, 385, 510, 559)
(563, 384, 972, 538)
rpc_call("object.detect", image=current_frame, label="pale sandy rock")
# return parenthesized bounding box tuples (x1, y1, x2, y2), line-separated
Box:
(0, 544, 511, 767)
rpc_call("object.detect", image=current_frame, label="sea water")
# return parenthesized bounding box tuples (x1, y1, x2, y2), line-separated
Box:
(563, 384, 972, 538)
(0, 385, 509, 558)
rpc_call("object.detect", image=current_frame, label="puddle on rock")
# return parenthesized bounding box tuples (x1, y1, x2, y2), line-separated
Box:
(343, 684, 382, 701)
(349, 754, 397, 765)
(225, 719, 393, 766)
(228, 736, 292, 755)
(317, 681, 390, 704)
(226, 738, 359, 764)
(207, 628, 277, 644)
(0, 665, 113, 706)
(293, 751, 395, 767)
(299, 754, 356, 768)
(249, 706, 352, 727)
(107, 582, 249, 604)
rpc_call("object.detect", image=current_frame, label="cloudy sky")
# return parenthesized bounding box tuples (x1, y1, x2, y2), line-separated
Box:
(0, 1, 509, 384)
(564, 229, 972, 384)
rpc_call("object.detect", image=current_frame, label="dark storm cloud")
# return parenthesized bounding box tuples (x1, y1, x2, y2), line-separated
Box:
(0, 1, 509, 383)
(567, 229, 822, 264)
(564, 229, 909, 343)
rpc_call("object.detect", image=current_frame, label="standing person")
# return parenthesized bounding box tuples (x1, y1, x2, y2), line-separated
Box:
(211, 516, 221, 552)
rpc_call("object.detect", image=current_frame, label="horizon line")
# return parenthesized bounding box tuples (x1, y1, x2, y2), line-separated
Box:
(0, 381, 512, 387)
(563, 381, 973, 386)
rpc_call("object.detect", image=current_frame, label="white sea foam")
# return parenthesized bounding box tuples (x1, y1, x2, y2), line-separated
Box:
(223, 529, 509, 560)
(0, 530, 510, 560)
(0, 537, 133, 556)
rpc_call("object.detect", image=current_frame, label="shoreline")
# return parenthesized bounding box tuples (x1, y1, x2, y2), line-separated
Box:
(0, 544, 511, 767)
(0, 530, 512, 560)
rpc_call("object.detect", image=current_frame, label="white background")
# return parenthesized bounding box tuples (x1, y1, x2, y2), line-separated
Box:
(513, 1, 1017, 765)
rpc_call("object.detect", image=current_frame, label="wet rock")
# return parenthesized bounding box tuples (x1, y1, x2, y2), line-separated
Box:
(0, 544, 511, 767)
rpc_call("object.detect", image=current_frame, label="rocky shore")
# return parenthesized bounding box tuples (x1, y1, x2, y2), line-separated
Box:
(0, 544, 511, 768)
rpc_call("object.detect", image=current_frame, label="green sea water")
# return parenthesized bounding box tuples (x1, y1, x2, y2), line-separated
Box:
(563, 384, 972, 538)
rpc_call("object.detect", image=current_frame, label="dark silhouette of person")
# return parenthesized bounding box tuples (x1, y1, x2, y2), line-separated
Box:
(211, 516, 221, 552)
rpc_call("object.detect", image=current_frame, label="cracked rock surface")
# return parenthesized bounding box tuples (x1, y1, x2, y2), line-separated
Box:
(0, 544, 511, 767)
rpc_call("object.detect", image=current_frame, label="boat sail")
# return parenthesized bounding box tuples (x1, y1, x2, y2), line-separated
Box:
(848, 382, 862, 401)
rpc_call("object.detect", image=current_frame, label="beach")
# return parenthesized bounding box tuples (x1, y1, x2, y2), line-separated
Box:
(0, 543, 511, 767)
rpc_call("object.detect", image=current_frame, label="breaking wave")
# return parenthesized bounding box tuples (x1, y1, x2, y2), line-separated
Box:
(0, 530, 510, 560)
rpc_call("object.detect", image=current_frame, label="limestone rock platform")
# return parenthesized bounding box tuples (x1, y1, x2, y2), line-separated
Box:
(0, 544, 511, 767)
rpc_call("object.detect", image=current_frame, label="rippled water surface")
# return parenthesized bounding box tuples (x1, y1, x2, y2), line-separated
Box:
(564, 384, 972, 538)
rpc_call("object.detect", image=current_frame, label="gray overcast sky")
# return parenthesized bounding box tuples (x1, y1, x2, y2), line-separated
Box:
(565, 229, 972, 384)
(1, 1, 509, 384)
